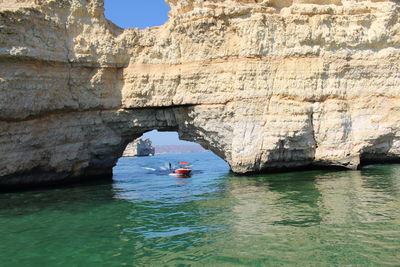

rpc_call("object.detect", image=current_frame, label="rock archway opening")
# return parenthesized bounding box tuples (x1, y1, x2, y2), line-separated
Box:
(104, 0, 171, 29)
(121, 130, 207, 158)
(113, 129, 230, 179)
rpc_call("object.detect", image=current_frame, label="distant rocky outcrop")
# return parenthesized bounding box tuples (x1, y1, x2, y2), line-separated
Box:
(123, 139, 155, 157)
(0, 0, 399, 188)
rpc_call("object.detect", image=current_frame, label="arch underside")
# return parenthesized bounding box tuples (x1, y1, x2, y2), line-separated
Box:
(0, 105, 234, 188)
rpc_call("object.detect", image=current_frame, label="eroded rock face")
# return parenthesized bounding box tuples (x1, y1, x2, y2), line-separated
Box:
(0, 0, 399, 188)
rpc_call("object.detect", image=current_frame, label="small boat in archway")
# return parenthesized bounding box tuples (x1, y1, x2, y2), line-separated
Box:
(169, 162, 192, 177)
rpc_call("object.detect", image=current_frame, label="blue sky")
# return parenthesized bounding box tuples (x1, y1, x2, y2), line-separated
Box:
(142, 131, 196, 146)
(104, 0, 171, 29)
(104, 1, 194, 146)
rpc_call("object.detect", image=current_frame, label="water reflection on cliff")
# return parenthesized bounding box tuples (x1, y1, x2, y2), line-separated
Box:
(225, 171, 323, 233)
(316, 166, 400, 224)
(206, 166, 400, 265)
(225, 166, 400, 231)
(0, 181, 116, 216)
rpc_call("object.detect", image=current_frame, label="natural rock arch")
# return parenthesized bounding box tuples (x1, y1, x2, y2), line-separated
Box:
(105, 105, 234, 179)
(0, 0, 399, 189)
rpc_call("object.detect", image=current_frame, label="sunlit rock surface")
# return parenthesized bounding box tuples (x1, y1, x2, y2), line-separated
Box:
(0, 0, 399, 187)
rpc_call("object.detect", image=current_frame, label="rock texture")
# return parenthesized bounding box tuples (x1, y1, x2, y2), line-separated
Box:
(0, 0, 399, 188)
(123, 138, 155, 157)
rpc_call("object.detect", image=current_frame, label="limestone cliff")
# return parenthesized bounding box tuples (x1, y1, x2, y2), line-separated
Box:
(0, 0, 399, 188)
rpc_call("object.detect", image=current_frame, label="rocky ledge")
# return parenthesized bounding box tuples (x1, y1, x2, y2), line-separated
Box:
(0, 0, 399, 188)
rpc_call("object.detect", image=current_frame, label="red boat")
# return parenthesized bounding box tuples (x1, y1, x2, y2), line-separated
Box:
(169, 162, 192, 177)
(172, 168, 192, 175)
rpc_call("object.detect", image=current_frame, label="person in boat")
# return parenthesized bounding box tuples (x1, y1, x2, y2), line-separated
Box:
(169, 162, 172, 170)
(169, 162, 192, 176)
(174, 162, 191, 174)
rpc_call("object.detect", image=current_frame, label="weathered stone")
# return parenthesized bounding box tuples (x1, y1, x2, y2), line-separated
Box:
(0, 0, 399, 188)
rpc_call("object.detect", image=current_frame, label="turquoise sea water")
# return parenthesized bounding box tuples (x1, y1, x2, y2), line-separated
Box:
(0, 152, 399, 266)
